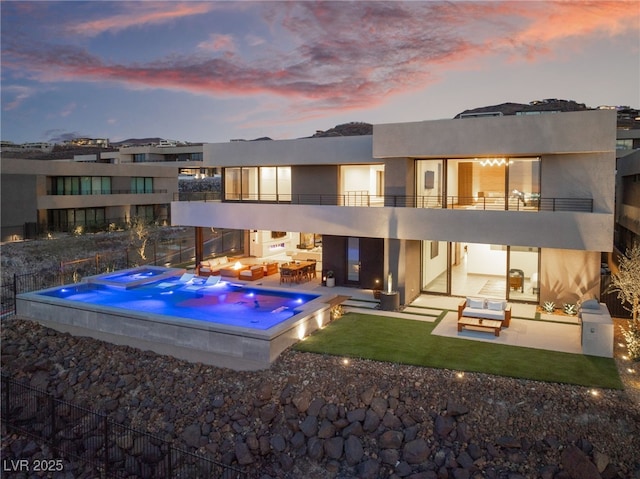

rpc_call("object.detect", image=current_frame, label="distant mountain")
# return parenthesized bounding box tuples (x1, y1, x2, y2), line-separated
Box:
(311, 122, 373, 137)
(455, 99, 589, 118)
(3, 144, 116, 160)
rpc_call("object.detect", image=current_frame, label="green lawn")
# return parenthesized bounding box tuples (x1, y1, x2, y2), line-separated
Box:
(294, 312, 623, 389)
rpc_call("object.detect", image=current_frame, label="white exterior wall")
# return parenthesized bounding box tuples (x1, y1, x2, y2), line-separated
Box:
(172, 201, 613, 251)
(204, 135, 374, 166)
(373, 110, 615, 158)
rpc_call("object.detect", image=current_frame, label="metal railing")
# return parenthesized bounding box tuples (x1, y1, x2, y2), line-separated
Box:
(1, 374, 246, 478)
(174, 192, 594, 213)
(46, 189, 169, 195)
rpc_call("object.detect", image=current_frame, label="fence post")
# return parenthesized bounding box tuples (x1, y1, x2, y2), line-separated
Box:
(167, 443, 173, 478)
(13, 274, 17, 315)
(49, 394, 57, 449)
(103, 415, 109, 477)
(2, 375, 9, 423)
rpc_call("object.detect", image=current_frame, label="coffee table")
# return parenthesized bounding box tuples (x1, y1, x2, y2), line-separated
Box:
(457, 317, 502, 337)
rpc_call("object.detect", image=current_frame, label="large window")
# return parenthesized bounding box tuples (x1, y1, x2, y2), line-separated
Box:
(421, 240, 539, 302)
(52, 176, 111, 195)
(340, 165, 385, 206)
(223, 166, 291, 201)
(134, 205, 155, 221)
(507, 158, 540, 210)
(48, 208, 106, 231)
(131, 177, 153, 193)
(415, 157, 540, 210)
(415, 160, 443, 208)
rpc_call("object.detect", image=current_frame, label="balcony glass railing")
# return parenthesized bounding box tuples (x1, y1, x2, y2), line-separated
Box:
(47, 189, 168, 195)
(173, 192, 593, 213)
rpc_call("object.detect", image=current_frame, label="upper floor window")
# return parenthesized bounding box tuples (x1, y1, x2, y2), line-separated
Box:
(616, 139, 633, 150)
(414, 157, 540, 210)
(133, 153, 146, 162)
(52, 176, 111, 195)
(131, 177, 153, 194)
(223, 166, 291, 201)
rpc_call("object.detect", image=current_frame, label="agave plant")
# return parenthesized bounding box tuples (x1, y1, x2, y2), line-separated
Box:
(543, 301, 556, 313)
(563, 303, 577, 316)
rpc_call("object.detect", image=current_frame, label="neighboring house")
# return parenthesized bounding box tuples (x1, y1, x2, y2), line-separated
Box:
(615, 147, 640, 254)
(0, 142, 218, 241)
(103, 143, 205, 165)
(172, 110, 617, 307)
(1, 158, 177, 241)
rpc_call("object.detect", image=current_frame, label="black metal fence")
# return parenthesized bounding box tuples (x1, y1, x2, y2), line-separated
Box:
(1, 374, 246, 479)
(1, 272, 58, 317)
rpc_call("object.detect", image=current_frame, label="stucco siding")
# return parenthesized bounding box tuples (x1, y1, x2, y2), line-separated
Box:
(540, 152, 614, 214)
(373, 110, 616, 158)
(171, 201, 613, 252)
(540, 249, 601, 305)
(204, 135, 374, 167)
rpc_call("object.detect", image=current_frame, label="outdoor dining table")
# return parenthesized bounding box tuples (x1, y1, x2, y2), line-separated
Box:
(281, 261, 316, 283)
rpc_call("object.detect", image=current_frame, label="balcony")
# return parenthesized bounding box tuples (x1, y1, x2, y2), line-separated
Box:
(174, 192, 593, 213)
(47, 189, 168, 195)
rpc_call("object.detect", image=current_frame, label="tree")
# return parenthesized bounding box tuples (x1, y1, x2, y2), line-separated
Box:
(609, 243, 640, 360)
(128, 216, 150, 262)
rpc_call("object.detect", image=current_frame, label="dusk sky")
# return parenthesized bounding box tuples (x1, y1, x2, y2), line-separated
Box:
(1, 1, 639, 144)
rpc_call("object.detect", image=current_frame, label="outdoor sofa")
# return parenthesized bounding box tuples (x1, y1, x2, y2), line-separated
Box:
(239, 265, 265, 281)
(196, 256, 232, 276)
(458, 297, 511, 327)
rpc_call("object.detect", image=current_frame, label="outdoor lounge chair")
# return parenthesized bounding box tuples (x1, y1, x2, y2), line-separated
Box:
(204, 275, 221, 287)
(178, 273, 195, 283)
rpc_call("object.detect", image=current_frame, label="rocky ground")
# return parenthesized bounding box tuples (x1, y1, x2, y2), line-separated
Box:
(1, 317, 639, 479)
(1, 227, 191, 284)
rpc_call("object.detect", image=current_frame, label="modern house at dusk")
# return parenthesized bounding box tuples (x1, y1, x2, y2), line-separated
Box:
(172, 109, 617, 307)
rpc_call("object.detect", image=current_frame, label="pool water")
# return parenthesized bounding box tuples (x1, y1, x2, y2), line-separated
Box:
(40, 278, 320, 330)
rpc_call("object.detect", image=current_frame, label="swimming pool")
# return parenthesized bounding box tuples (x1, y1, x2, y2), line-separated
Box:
(41, 276, 320, 330)
(16, 267, 335, 370)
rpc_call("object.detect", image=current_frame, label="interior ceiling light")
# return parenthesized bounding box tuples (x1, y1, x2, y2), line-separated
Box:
(477, 158, 508, 167)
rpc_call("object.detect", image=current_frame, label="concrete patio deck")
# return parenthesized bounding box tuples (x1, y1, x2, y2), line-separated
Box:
(228, 271, 583, 355)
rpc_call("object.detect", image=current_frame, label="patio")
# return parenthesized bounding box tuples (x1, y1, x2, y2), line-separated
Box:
(216, 264, 583, 356)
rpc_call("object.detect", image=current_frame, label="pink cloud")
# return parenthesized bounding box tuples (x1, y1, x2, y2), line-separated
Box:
(67, 2, 216, 37)
(2, 85, 35, 110)
(198, 34, 236, 52)
(3, 1, 637, 118)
